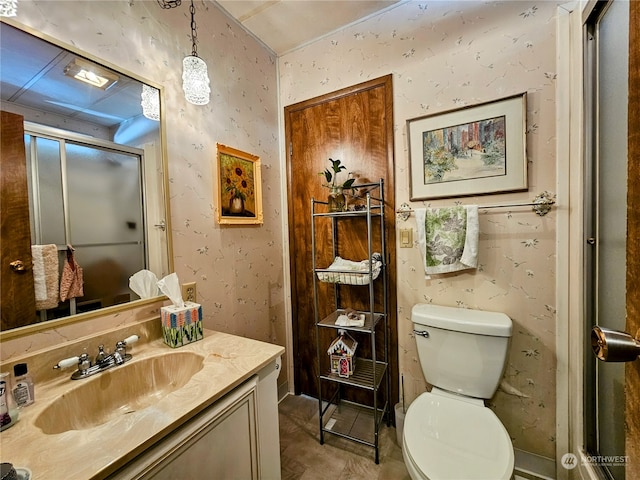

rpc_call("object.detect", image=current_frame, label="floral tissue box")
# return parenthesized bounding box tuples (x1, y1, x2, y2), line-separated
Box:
(161, 302, 203, 348)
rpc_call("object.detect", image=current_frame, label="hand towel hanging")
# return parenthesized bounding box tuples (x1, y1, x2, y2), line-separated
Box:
(415, 206, 479, 276)
(31, 244, 59, 310)
(60, 245, 84, 302)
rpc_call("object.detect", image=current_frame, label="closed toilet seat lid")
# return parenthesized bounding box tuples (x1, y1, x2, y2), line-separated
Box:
(404, 391, 514, 480)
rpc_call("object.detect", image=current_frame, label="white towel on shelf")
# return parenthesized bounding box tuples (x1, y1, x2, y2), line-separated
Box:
(31, 244, 60, 310)
(335, 313, 365, 327)
(415, 206, 479, 277)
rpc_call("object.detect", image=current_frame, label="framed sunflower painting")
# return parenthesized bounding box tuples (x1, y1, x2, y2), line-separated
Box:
(216, 143, 263, 225)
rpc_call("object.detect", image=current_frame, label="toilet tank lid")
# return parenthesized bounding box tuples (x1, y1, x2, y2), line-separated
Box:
(412, 304, 512, 337)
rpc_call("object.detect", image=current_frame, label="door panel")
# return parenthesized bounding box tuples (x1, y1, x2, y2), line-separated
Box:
(587, 1, 639, 477)
(285, 75, 397, 406)
(626, 1, 640, 476)
(1, 111, 36, 330)
(595, 2, 628, 477)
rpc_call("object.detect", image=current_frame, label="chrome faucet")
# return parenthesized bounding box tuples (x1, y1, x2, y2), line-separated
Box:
(54, 335, 139, 380)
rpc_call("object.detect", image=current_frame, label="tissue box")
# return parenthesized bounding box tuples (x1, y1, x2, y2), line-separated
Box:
(161, 302, 203, 348)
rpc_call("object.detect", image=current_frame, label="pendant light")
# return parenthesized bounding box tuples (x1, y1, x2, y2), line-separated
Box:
(141, 84, 160, 121)
(182, 0, 210, 105)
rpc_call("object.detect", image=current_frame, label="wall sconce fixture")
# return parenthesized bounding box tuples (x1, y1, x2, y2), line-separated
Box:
(141, 84, 160, 121)
(0, 0, 17, 17)
(64, 58, 119, 90)
(182, 0, 210, 105)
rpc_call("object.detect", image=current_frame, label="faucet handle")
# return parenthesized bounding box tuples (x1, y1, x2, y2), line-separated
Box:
(114, 334, 139, 365)
(54, 356, 80, 370)
(122, 335, 139, 346)
(54, 352, 91, 372)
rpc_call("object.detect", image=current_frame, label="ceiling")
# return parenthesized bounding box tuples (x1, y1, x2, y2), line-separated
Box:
(215, 0, 403, 55)
(0, 1, 402, 130)
(0, 22, 149, 130)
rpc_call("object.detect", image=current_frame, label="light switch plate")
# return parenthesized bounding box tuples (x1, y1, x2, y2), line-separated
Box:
(400, 228, 413, 248)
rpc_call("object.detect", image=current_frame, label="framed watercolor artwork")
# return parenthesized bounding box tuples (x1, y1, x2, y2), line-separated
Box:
(407, 93, 527, 200)
(216, 143, 263, 225)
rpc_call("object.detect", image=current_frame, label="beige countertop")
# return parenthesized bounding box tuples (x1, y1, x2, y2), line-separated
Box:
(0, 330, 284, 479)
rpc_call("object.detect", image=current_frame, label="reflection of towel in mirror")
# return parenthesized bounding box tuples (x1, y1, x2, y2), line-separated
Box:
(60, 246, 84, 302)
(415, 206, 479, 277)
(31, 244, 59, 310)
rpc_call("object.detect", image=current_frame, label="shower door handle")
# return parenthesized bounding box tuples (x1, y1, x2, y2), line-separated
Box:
(591, 326, 640, 362)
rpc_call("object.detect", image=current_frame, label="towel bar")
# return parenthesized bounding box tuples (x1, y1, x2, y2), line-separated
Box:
(396, 191, 556, 221)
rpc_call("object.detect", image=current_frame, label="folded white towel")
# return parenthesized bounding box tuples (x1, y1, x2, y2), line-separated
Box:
(415, 206, 479, 277)
(316, 253, 382, 285)
(335, 313, 365, 327)
(32, 244, 59, 310)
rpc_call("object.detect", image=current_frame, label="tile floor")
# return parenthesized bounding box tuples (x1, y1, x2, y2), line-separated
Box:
(278, 394, 410, 480)
(278, 394, 532, 480)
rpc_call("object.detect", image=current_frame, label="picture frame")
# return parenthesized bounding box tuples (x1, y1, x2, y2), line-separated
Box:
(216, 143, 263, 225)
(407, 93, 527, 200)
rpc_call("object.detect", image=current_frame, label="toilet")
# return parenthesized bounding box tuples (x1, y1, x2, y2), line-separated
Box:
(402, 304, 515, 480)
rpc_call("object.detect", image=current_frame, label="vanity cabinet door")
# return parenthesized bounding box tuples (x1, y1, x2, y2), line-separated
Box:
(109, 376, 259, 480)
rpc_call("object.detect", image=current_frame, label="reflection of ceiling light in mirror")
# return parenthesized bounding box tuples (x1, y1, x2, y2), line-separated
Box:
(182, 56, 210, 105)
(64, 58, 119, 90)
(141, 84, 160, 121)
(0, 0, 17, 17)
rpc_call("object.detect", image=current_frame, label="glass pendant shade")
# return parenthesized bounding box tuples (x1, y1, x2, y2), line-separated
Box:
(182, 55, 210, 105)
(141, 84, 160, 121)
(0, 0, 17, 17)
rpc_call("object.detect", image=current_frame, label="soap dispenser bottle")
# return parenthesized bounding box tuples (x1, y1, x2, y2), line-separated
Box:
(12, 363, 34, 407)
(0, 372, 19, 431)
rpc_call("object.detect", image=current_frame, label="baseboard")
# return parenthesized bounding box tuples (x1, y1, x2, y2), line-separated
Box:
(515, 448, 556, 480)
(277, 380, 290, 402)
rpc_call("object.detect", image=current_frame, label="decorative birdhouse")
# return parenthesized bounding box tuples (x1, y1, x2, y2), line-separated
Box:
(327, 330, 358, 378)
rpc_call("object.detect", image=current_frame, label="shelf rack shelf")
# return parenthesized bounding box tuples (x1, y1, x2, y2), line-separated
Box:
(311, 179, 390, 464)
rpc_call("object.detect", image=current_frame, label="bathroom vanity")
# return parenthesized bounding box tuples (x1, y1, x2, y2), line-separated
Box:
(0, 322, 284, 479)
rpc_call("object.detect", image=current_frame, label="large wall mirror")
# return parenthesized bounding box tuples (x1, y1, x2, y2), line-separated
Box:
(0, 19, 173, 338)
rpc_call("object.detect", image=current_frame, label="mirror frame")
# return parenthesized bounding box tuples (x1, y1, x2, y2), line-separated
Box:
(0, 18, 174, 341)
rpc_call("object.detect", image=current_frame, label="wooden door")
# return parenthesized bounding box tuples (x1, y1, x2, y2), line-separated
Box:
(285, 75, 397, 406)
(1, 110, 36, 330)
(625, 1, 639, 475)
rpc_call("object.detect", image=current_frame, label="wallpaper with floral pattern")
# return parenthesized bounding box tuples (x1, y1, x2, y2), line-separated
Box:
(5, 1, 287, 383)
(5, 0, 561, 462)
(280, 0, 560, 460)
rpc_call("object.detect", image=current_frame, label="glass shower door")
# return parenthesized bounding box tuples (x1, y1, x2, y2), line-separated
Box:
(26, 129, 146, 318)
(584, 1, 629, 478)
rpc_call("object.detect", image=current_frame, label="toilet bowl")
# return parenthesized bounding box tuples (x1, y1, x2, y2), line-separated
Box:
(403, 304, 515, 480)
(402, 388, 514, 480)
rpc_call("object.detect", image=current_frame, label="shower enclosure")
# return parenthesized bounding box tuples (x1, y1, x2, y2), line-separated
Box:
(25, 123, 146, 320)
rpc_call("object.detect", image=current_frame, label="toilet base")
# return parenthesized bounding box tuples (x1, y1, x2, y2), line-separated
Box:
(402, 390, 514, 480)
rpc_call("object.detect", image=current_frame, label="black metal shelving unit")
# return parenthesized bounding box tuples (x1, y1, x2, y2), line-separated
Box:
(311, 179, 389, 464)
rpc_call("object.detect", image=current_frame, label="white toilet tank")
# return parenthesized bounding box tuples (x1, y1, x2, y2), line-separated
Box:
(412, 304, 512, 399)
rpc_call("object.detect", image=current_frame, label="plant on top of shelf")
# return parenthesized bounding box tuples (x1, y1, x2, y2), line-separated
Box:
(320, 158, 357, 190)
(320, 158, 357, 212)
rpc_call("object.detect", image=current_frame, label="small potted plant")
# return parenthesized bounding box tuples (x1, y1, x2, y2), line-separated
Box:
(320, 158, 356, 212)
